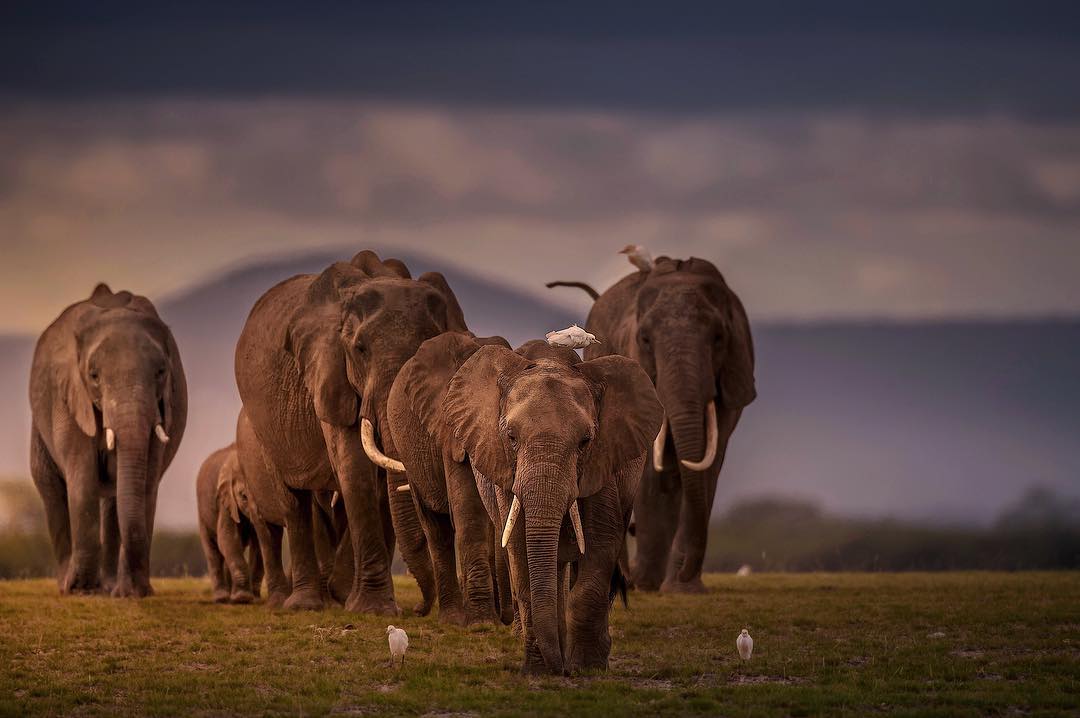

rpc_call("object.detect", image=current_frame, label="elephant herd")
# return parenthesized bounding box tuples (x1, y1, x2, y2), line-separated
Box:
(28, 249, 756, 675)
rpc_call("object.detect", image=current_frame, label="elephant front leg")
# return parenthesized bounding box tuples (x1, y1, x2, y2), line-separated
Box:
(282, 489, 326, 610)
(99, 497, 120, 594)
(322, 423, 398, 616)
(446, 458, 497, 624)
(63, 460, 104, 594)
(199, 523, 231, 602)
(217, 512, 255, 603)
(253, 519, 290, 607)
(417, 503, 465, 624)
(630, 465, 679, 592)
(246, 531, 264, 598)
(30, 431, 72, 591)
(566, 492, 624, 672)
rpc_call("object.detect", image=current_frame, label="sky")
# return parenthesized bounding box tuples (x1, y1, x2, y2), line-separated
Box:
(3, 2, 1080, 333)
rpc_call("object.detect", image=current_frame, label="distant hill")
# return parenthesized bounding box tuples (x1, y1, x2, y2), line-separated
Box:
(1, 249, 1078, 528)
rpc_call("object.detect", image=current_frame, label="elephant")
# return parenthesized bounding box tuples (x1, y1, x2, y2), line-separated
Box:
(29, 283, 187, 597)
(548, 256, 756, 593)
(195, 444, 264, 604)
(441, 340, 663, 674)
(386, 331, 516, 626)
(234, 250, 464, 614)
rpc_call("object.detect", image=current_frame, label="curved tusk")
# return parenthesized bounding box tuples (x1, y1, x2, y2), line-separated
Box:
(154, 423, 170, 444)
(568, 501, 586, 554)
(331, 491, 340, 508)
(360, 418, 405, 473)
(396, 484, 411, 492)
(501, 495, 520, 548)
(680, 400, 719, 471)
(105, 428, 115, 451)
(652, 416, 667, 472)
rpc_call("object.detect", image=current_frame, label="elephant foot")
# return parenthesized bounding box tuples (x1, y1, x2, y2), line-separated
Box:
(660, 576, 707, 594)
(61, 570, 102, 595)
(212, 589, 231, 604)
(230, 589, 256, 605)
(412, 598, 433, 617)
(345, 590, 399, 616)
(521, 659, 566, 677)
(438, 606, 468, 626)
(112, 580, 153, 598)
(266, 591, 289, 609)
(283, 588, 326, 611)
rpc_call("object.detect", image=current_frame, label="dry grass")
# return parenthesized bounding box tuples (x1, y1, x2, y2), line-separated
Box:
(1, 573, 1078, 716)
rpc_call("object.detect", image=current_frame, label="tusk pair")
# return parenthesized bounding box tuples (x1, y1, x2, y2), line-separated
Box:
(103, 424, 168, 449)
(679, 400, 719, 471)
(499, 495, 586, 555)
(652, 416, 667, 472)
(360, 418, 405, 473)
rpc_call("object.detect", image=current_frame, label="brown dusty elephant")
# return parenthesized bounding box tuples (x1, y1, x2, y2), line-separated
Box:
(548, 256, 756, 593)
(386, 331, 515, 626)
(442, 340, 663, 674)
(29, 283, 187, 597)
(234, 250, 463, 613)
(195, 444, 264, 604)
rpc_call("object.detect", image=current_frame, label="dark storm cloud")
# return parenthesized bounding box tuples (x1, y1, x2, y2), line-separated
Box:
(3, 1, 1080, 117)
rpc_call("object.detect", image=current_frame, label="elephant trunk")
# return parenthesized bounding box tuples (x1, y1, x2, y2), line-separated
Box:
(655, 350, 713, 584)
(110, 396, 156, 595)
(521, 466, 568, 675)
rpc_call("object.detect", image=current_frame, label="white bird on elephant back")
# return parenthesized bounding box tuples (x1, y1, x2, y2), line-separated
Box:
(545, 324, 601, 349)
(619, 244, 654, 271)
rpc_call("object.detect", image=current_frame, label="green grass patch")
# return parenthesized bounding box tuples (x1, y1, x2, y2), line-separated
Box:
(1, 573, 1078, 716)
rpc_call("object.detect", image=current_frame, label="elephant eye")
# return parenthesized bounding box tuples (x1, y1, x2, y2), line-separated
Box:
(579, 435, 592, 450)
(507, 431, 518, 449)
(639, 333, 651, 348)
(89, 369, 100, 383)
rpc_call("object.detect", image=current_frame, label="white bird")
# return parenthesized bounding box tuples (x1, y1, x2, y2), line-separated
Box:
(386, 625, 409, 667)
(737, 629, 754, 660)
(619, 244, 654, 272)
(735, 564, 753, 577)
(545, 324, 601, 349)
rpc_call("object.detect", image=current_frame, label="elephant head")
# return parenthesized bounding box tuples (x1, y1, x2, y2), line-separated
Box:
(444, 345, 662, 673)
(629, 257, 755, 581)
(283, 250, 467, 467)
(218, 451, 253, 525)
(65, 284, 185, 594)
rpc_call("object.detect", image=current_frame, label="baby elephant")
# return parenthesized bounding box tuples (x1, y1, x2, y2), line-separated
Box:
(196, 444, 263, 603)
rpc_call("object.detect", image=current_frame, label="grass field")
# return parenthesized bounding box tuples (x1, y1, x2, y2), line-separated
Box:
(1, 573, 1078, 717)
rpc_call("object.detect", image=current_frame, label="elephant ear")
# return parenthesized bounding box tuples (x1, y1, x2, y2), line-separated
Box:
(218, 452, 242, 524)
(398, 333, 482, 452)
(285, 303, 358, 427)
(719, 290, 756, 409)
(418, 271, 469, 333)
(62, 358, 96, 437)
(576, 355, 664, 498)
(444, 345, 531, 490)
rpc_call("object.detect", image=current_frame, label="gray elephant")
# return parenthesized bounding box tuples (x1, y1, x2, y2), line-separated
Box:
(234, 250, 464, 613)
(441, 340, 663, 674)
(196, 444, 264, 604)
(548, 256, 756, 593)
(29, 283, 187, 597)
(386, 331, 515, 626)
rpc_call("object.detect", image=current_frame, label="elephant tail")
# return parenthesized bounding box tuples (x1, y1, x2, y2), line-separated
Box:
(609, 564, 629, 609)
(545, 281, 599, 301)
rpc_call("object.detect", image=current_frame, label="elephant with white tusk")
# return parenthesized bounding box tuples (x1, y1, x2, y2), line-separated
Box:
(233, 251, 464, 614)
(386, 332, 517, 627)
(29, 283, 187, 598)
(548, 256, 756, 594)
(441, 339, 663, 675)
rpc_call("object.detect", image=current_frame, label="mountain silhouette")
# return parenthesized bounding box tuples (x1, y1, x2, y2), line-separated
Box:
(1, 249, 1078, 527)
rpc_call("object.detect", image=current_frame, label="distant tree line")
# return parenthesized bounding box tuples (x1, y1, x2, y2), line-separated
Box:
(2, 480, 1078, 578)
